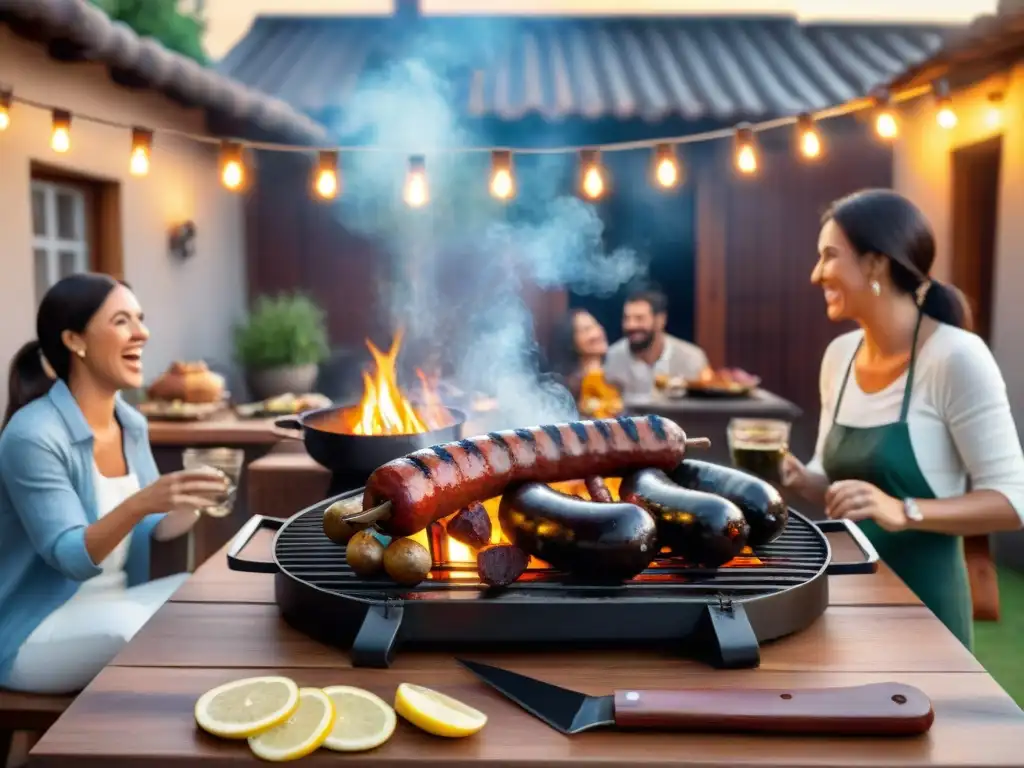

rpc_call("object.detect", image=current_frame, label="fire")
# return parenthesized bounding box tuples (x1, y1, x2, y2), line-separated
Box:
(344, 331, 453, 436)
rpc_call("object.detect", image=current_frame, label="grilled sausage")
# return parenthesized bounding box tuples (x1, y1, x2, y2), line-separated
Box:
(498, 482, 658, 581)
(619, 469, 749, 567)
(362, 415, 701, 537)
(669, 460, 788, 546)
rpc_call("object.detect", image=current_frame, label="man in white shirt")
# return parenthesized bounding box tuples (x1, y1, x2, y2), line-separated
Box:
(604, 288, 710, 397)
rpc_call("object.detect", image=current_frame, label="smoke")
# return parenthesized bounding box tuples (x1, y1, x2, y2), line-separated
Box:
(329, 23, 646, 428)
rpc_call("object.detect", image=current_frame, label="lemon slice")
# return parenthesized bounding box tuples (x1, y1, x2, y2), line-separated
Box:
(394, 682, 488, 738)
(194, 675, 300, 739)
(247, 687, 335, 762)
(321, 685, 397, 752)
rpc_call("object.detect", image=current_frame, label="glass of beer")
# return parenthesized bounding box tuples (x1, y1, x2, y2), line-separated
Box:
(727, 419, 790, 486)
(182, 447, 243, 519)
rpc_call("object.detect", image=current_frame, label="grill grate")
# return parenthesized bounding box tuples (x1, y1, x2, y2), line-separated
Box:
(275, 506, 829, 602)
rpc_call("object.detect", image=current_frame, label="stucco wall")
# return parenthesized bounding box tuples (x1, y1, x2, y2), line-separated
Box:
(893, 63, 1024, 426)
(0, 28, 247, 415)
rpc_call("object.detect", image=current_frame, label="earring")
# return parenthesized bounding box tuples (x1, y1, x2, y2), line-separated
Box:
(870, 280, 881, 297)
(75, 348, 86, 359)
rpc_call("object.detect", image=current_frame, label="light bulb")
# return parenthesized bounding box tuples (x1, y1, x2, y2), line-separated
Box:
(736, 145, 757, 174)
(582, 166, 604, 199)
(490, 168, 514, 200)
(129, 128, 152, 176)
(937, 106, 957, 130)
(313, 151, 340, 200)
(404, 156, 429, 207)
(655, 158, 678, 188)
(875, 111, 898, 140)
(800, 129, 821, 159)
(0, 92, 10, 131)
(50, 111, 71, 153)
(221, 160, 243, 190)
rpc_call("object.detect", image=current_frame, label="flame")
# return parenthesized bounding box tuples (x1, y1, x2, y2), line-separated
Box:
(337, 331, 454, 436)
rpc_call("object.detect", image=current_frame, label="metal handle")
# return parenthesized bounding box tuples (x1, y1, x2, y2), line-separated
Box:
(817, 518, 880, 576)
(226, 514, 283, 574)
(272, 417, 304, 441)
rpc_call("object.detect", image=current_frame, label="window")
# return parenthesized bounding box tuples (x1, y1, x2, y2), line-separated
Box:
(31, 180, 90, 303)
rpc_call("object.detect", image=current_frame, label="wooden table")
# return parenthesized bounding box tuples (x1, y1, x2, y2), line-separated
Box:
(625, 389, 805, 464)
(30, 532, 1024, 767)
(146, 414, 285, 576)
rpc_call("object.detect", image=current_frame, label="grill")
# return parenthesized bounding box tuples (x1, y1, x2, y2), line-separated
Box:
(228, 489, 878, 669)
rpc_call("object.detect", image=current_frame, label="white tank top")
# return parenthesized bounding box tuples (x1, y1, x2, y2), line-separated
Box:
(72, 464, 141, 597)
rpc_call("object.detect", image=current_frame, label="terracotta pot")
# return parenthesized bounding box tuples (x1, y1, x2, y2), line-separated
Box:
(246, 363, 319, 401)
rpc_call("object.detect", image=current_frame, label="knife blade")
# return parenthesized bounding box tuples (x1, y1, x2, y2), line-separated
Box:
(457, 659, 935, 736)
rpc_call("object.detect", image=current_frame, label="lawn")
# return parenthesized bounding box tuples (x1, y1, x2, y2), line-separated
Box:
(974, 567, 1024, 707)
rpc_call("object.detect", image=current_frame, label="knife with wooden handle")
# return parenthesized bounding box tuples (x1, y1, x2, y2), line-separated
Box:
(459, 659, 935, 736)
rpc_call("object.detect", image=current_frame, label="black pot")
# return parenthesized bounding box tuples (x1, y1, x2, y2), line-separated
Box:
(274, 405, 466, 480)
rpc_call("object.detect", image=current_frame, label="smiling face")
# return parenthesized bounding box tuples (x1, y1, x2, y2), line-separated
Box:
(572, 311, 608, 358)
(622, 299, 664, 352)
(811, 218, 886, 323)
(62, 284, 150, 391)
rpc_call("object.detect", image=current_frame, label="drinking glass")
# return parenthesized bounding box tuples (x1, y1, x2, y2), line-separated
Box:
(727, 419, 790, 486)
(182, 447, 244, 519)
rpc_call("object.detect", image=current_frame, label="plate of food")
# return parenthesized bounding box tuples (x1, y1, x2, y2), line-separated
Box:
(140, 361, 229, 420)
(684, 368, 761, 398)
(235, 392, 333, 419)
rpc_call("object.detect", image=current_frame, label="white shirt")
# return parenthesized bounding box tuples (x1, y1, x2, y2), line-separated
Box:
(809, 325, 1024, 523)
(71, 464, 141, 597)
(605, 334, 710, 397)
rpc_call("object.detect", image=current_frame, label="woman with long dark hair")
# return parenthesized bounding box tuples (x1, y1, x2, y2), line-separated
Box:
(547, 308, 609, 400)
(0, 273, 229, 694)
(781, 189, 1024, 650)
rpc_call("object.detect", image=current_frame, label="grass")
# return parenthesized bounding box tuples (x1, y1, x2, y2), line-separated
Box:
(973, 567, 1024, 707)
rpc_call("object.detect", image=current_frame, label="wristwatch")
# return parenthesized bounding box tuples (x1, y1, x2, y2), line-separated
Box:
(903, 498, 924, 523)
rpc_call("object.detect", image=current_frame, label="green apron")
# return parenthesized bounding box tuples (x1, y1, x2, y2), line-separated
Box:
(821, 313, 974, 650)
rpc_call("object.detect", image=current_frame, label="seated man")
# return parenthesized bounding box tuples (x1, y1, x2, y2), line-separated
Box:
(604, 287, 709, 397)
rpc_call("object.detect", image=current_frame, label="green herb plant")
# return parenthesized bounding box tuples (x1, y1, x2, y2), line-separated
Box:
(233, 293, 329, 372)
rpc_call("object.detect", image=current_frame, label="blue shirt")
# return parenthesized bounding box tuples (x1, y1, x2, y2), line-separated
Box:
(0, 380, 165, 684)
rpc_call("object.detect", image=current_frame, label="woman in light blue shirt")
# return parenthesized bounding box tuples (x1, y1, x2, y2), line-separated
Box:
(0, 273, 228, 694)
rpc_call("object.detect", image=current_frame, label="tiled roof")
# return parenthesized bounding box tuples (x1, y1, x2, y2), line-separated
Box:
(0, 0, 326, 142)
(218, 15, 953, 127)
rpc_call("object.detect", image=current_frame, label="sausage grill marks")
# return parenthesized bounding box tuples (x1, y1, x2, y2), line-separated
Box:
(361, 415, 701, 537)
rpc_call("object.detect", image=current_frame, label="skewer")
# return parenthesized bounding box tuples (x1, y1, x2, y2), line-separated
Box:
(336, 435, 712, 524)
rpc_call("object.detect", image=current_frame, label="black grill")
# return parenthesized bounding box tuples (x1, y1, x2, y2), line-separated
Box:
(229, 490, 877, 669)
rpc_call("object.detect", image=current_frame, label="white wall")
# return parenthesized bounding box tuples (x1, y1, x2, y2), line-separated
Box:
(893, 63, 1024, 427)
(0, 28, 248, 414)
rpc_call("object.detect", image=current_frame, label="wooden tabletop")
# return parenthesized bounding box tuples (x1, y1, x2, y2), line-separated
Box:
(31, 534, 1024, 767)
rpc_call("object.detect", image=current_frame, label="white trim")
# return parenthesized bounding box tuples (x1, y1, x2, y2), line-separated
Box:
(30, 180, 89, 301)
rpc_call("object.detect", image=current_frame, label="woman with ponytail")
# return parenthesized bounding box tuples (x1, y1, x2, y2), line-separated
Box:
(0, 274, 229, 694)
(781, 189, 1024, 650)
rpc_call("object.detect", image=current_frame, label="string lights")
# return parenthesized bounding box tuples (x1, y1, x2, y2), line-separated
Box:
(313, 150, 340, 200)
(404, 155, 429, 207)
(796, 113, 822, 159)
(0, 90, 10, 132)
(219, 141, 245, 191)
(129, 128, 152, 176)
(734, 124, 758, 175)
(873, 91, 899, 141)
(579, 149, 606, 200)
(0, 81, 939, 204)
(652, 143, 681, 188)
(50, 109, 71, 153)
(934, 80, 957, 129)
(489, 150, 515, 200)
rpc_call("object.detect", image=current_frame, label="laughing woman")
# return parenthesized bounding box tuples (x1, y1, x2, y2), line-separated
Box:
(0, 274, 229, 694)
(781, 189, 1024, 650)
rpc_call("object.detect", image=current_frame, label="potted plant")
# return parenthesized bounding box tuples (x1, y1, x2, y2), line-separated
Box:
(234, 292, 330, 401)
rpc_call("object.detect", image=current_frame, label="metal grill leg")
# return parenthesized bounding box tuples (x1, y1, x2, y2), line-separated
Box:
(695, 600, 761, 669)
(350, 603, 404, 668)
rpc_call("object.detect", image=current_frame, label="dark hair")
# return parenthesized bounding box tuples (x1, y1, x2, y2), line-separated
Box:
(625, 286, 668, 316)
(4, 273, 124, 428)
(548, 308, 589, 379)
(823, 188, 969, 329)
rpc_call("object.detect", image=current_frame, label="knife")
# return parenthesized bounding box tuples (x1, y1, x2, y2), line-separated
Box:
(457, 659, 934, 736)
